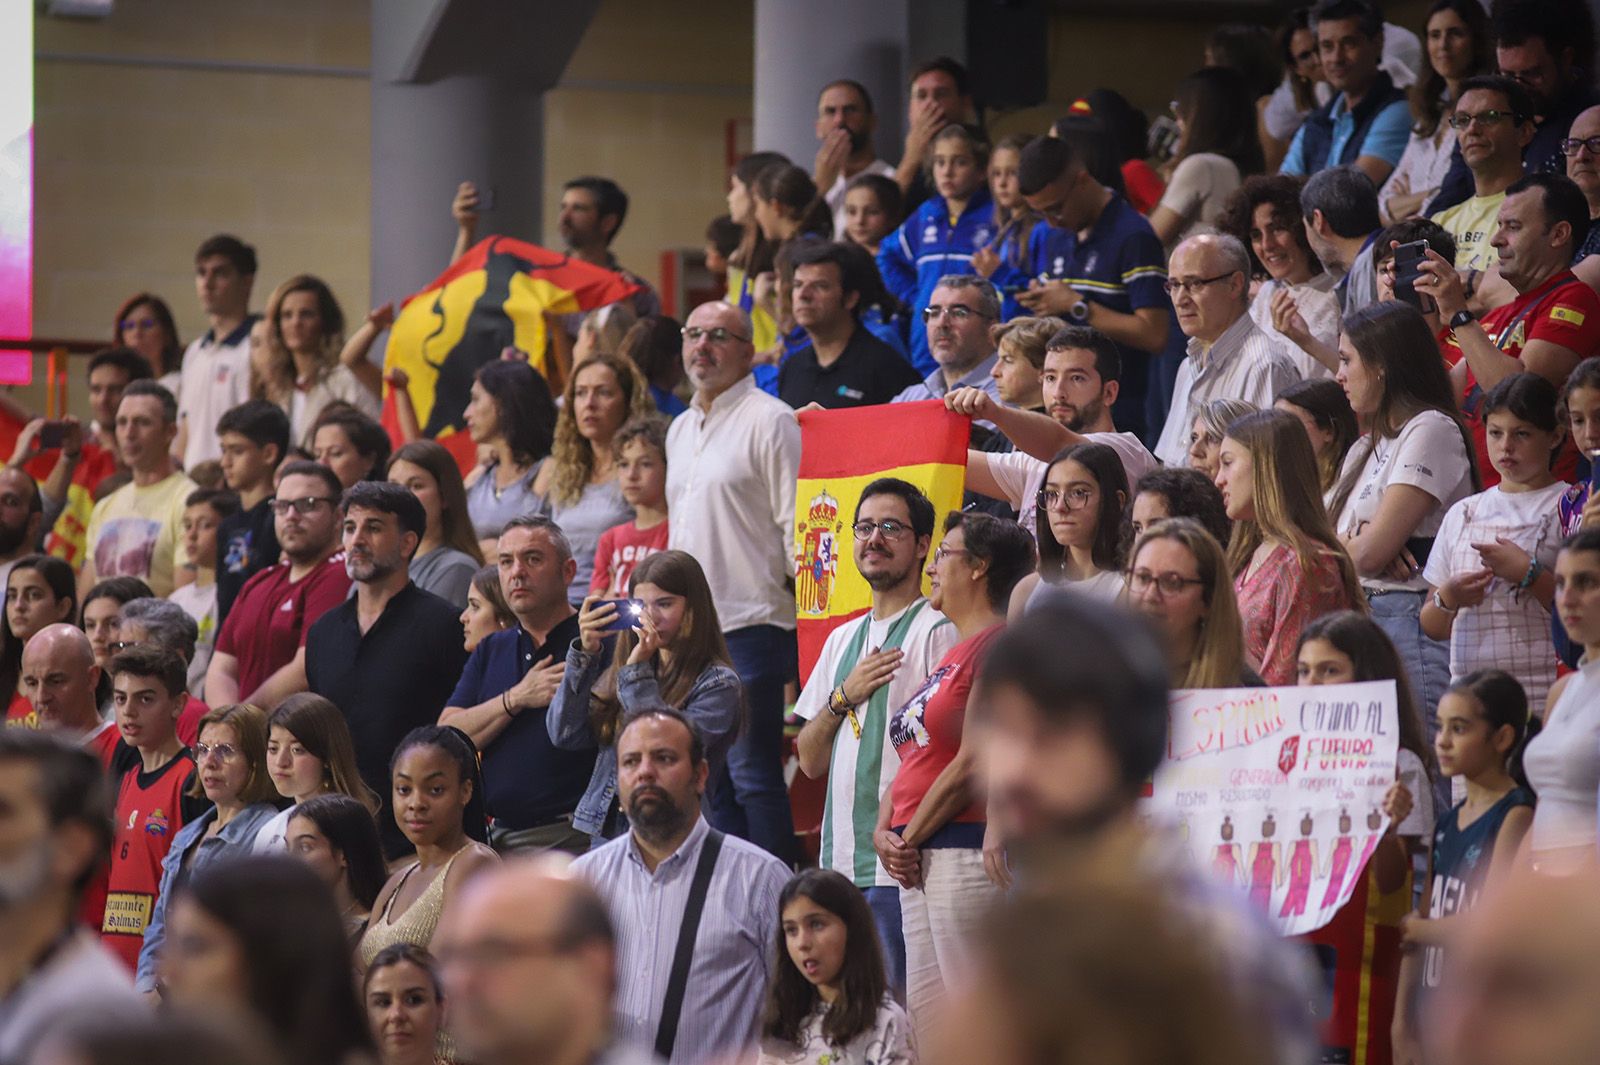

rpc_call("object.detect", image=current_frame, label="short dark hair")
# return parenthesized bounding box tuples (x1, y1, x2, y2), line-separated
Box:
(308, 404, 391, 478)
(0, 730, 113, 891)
(1300, 165, 1380, 239)
(1018, 136, 1080, 197)
(981, 597, 1170, 798)
(217, 399, 291, 463)
(1046, 325, 1122, 384)
(818, 78, 875, 115)
(705, 215, 742, 258)
(854, 478, 937, 542)
(1373, 218, 1458, 268)
(1493, 0, 1595, 79)
(1505, 172, 1590, 247)
(341, 480, 427, 546)
(108, 644, 187, 699)
(194, 234, 257, 276)
(120, 379, 178, 426)
(909, 55, 970, 98)
(500, 514, 574, 564)
(86, 346, 154, 384)
(611, 415, 669, 463)
(618, 706, 707, 767)
(944, 511, 1036, 611)
(1310, 0, 1383, 38)
(1218, 174, 1319, 276)
(564, 176, 629, 241)
(788, 241, 867, 314)
(276, 458, 344, 501)
(1455, 74, 1536, 124)
(1133, 467, 1232, 547)
(186, 486, 241, 521)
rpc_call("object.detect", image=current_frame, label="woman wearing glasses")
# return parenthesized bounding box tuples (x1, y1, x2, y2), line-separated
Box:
(113, 293, 184, 393)
(876, 511, 1034, 1033)
(1215, 409, 1361, 685)
(1127, 518, 1260, 689)
(135, 702, 282, 994)
(1009, 442, 1130, 615)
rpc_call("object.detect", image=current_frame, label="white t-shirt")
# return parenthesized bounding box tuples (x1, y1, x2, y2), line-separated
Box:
(1249, 276, 1340, 381)
(982, 432, 1159, 538)
(1156, 153, 1241, 248)
(826, 159, 897, 240)
(177, 320, 255, 469)
(1334, 412, 1475, 591)
(794, 600, 958, 888)
(1396, 747, 1434, 839)
(290, 365, 382, 448)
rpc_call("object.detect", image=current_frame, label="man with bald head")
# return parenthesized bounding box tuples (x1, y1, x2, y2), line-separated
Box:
(19, 623, 116, 762)
(1152, 233, 1300, 465)
(665, 300, 801, 862)
(1565, 105, 1600, 292)
(1425, 868, 1600, 1065)
(439, 858, 652, 1065)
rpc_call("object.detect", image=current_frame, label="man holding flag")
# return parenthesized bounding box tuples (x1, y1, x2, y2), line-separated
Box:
(794, 478, 957, 997)
(666, 300, 801, 863)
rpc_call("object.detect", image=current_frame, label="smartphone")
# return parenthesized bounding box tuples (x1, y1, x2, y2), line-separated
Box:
(38, 421, 66, 449)
(596, 598, 644, 633)
(1391, 240, 1434, 314)
(477, 184, 497, 212)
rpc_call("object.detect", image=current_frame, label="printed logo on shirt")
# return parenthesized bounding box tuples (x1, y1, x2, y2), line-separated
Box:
(923, 223, 939, 243)
(1052, 256, 1066, 276)
(836, 386, 865, 400)
(144, 807, 171, 837)
(223, 530, 254, 574)
(102, 892, 154, 936)
(889, 662, 957, 750)
(1084, 251, 1099, 273)
(1551, 305, 1587, 327)
(973, 226, 992, 246)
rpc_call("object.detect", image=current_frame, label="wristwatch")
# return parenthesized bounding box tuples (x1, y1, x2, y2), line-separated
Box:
(1069, 300, 1090, 322)
(1431, 589, 1458, 614)
(1448, 308, 1475, 331)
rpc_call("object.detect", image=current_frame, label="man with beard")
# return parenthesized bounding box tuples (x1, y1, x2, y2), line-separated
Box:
(0, 732, 143, 1063)
(306, 480, 467, 859)
(205, 461, 351, 707)
(969, 595, 1320, 1065)
(794, 479, 957, 997)
(573, 708, 788, 1065)
(951, 325, 1159, 537)
(0, 468, 42, 592)
(812, 79, 896, 238)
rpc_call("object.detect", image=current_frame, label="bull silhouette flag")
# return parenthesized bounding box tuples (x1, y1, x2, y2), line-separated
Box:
(382, 236, 642, 459)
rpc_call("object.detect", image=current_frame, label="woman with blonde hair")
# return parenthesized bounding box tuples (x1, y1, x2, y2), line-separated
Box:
(1214, 409, 1361, 684)
(135, 702, 283, 993)
(531, 350, 653, 604)
(258, 274, 380, 443)
(1127, 518, 1256, 689)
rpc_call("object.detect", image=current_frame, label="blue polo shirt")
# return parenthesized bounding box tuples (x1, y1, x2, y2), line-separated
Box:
(1022, 194, 1185, 445)
(446, 615, 596, 830)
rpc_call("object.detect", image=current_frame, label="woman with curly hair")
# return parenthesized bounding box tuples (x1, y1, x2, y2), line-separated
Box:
(531, 351, 653, 604)
(257, 274, 380, 444)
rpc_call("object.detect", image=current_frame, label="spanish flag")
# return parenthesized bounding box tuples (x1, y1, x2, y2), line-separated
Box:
(794, 400, 968, 676)
(382, 236, 642, 469)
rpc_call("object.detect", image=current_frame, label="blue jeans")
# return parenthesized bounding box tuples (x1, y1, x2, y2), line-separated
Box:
(1367, 589, 1451, 814)
(710, 624, 798, 864)
(865, 885, 908, 1001)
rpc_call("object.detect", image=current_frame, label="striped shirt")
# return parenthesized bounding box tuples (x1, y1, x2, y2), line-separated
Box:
(573, 815, 790, 1065)
(794, 600, 958, 887)
(1153, 312, 1301, 466)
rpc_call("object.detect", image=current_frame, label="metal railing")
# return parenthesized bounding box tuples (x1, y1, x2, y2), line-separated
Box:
(0, 338, 108, 417)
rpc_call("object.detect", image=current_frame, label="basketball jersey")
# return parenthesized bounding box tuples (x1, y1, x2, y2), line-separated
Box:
(1423, 788, 1533, 989)
(102, 753, 195, 969)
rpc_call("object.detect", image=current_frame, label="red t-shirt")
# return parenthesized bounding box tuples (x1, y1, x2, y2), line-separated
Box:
(4, 690, 34, 727)
(177, 695, 207, 746)
(215, 552, 350, 696)
(1446, 271, 1600, 486)
(589, 519, 670, 598)
(102, 752, 196, 969)
(1121, 159, 1165, 215)
(887, 624, 1001, 834)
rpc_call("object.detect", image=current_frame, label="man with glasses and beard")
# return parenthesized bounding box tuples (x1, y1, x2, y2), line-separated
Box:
(970, 595, 1320, 1065)
(0, 732, 143, 1062)
(794, 479, 957, 998)
(306, 480, 467, 858)
(573, 708, 788, 1065)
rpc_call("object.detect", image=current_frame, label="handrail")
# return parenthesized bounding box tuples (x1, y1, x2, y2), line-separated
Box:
(0, 337, 105, 354)
(0, 337, 109, 418)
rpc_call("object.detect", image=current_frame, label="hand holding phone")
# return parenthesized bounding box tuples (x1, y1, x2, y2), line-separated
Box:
(1391, 240, 1435, 314)
(597, 598, 644, 633)
(37, 421, 66, 450)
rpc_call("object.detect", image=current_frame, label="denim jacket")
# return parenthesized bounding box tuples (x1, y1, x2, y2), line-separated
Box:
(135, 801, 281, 991)
(545, 638, 741, 839)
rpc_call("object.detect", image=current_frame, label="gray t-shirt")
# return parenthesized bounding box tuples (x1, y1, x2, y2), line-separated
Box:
(534, 476, 635, 607)
(410, 546, 480, 609)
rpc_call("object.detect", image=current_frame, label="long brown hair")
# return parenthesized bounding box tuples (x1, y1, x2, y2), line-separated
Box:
(268, 694, 380, 814)
(112, 293, 183, 377)
(1223, 410, 1363, 608)
(548, 353, 654, 507)
(388, 440, 484, 564)
(590, 550, 736, 746)
(729, 152, 789, 275)
(1131, 519, 1247, 690)
(1276, 378, 1358, 491)
(259, 274, 346, 405)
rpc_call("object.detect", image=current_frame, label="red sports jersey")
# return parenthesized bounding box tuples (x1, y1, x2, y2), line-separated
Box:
(590, 519, 670, 598)
(102, 752, 195, 969)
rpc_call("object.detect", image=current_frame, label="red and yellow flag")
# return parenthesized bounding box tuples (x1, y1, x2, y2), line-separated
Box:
(382, 236, 641, 470)
(793, 400, 968, 677)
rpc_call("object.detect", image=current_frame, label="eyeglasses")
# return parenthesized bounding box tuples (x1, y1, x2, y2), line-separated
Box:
(1037, 486, 1095, 512)
(1447, 109, 1521, 130)
(932, 545, 971, 564)
(193, 742, 241, 763)
(268, 496, 337, 516)
(851, 519, 912, 541)
(681, 326, 750, 344)
(1561, 136, 1600, 157)
(1128, 569, 1205, 596)
(119, 317, 160, 332)
(920, 304, 990, 323)
(1162, 272, 1238, 298)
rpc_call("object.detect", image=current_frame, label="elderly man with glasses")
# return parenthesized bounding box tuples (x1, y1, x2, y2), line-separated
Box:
(663, 300, 802, 863)
(890, 277, 1005, 425)
(1564, 105, 1600, 292)
(1152, 233, 1300, 466)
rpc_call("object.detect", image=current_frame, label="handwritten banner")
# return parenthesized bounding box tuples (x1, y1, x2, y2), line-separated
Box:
(1149, 681, 1399, 935)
